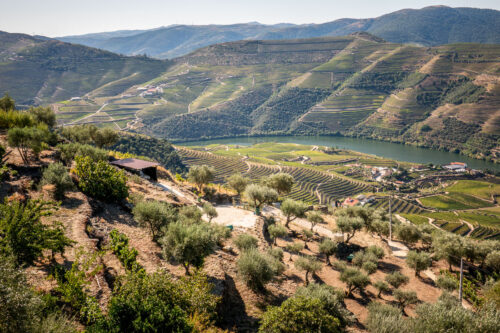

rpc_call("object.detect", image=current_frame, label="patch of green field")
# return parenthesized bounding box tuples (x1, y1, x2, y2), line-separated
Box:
(420, 193, 493, 210)
(447, 180, 500, 201)
(401, 214, 428, 225)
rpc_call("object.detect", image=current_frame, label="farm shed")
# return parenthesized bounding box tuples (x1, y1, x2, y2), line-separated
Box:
(111, 158, 159, 181)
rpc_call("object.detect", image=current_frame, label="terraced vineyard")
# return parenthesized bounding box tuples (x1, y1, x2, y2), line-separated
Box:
(301, 88, 386, 132)
(177, 147, 372, 204)
(177, 148, 248, 182)
(369, 197, 425, 214)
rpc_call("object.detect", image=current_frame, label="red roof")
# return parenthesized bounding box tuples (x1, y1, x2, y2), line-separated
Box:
(342, 198, 359, 207)
(110, 158, 159, 170)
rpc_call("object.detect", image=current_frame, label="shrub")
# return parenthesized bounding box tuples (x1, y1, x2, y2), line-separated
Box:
(234, 233, 258, 251)
(362, 261, 378, 275)
(74, 155, 128, 202)
(237, 248, 283, 291)
(332, 260, 348, 272)
(0, 199, 71, 266)
(98, 271, 220, 332)
(58, 143, 108, 165)
(267, 247, 284, 262)
(340, 267, 370, 296)
(436, 275, 457, 292)
(187, 165, 215, 192)
(319, 238, 337, 265)
(366, 302, 407, 333)
(0, 109, 35, 129)
(365, 245, 385, 259)
(0, 256, 43, 333)
(268, 223, 288, 246)
(295, 283, 352, 327)
(109, 230, 142, 273)
(385, 271, 409, 289)
(92, 127, 119, 148)
(280, 198, 308, 228)
(485, 250, 500, 273)
(259, 296, 341, 333)
(40, 162, 74, 199)
(406, 251, 431, 277)
(29, 106, 56, 128)
(160, 220, 228, 275)
(132, 200, 176, 239)
(295, 256, 322, 285)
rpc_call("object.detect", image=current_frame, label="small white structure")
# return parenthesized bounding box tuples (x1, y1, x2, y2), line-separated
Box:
(70, 97, 82, 101)
(444, 162, 467, 172)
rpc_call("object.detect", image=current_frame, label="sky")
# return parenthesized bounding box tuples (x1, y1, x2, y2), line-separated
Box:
(1, 0, 499, 37)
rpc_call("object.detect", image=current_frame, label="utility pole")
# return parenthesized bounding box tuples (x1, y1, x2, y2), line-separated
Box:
(459, 257, 464, 304)
(389, 194, 392, 241)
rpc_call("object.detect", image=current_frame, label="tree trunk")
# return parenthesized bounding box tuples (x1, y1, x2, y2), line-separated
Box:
(326, 255, 331, 266)
(305, 271, 309, 285)
(183, 263, 190, 275)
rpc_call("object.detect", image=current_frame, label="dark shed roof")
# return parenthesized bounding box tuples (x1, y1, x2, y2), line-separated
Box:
(110, 158, 159, 171)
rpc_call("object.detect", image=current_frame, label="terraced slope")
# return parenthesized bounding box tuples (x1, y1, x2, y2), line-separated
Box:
(177, 147, 371, 204)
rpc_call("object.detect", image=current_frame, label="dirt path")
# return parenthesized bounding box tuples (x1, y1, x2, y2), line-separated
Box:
(209, 205, 258, 229)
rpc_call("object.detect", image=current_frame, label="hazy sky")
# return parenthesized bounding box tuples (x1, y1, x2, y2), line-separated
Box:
(2, 0, 499, 37)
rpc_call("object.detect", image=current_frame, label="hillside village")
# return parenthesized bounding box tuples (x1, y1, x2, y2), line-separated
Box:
(1, 95, 500, 332)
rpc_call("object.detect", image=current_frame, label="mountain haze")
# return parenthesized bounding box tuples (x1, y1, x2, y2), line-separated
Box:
(57, 6, 500, 59)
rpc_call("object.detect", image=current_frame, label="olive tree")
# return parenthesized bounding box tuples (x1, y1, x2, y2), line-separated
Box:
(92, 127, 119, 148)
(263, 172, 294, 195)
(160, 220, 228, 275)
(132, 200, 177, 239)
(406, 251, 431, 277)
(280, 198, 308, 228)
(485, 250, 500, 274)
(202, 202, 218, 222)
(244, 184, 278, 211)
(396, 224, 421, 248)
(319, 238, 337, 265)
(340, 267, 370, 297)
(285, 242, 304, 261)
(306, 210, 324, 232)
(238, 248, 283, 291)
(295, 256, 322, 285)
(374, 281, 391, 298)
(393, 289, 418, 314)
(336, 216, 364, 244)
(268, 223, 287, 246)
(187, 165, 215, 192)
(432, 233, 464, 272)
(226, 173, 250, 196)
(385, 271, 409, 289)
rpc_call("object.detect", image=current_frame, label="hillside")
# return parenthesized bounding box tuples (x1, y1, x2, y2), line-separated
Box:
(101, 33, 497, 162)
(57, 6, 500, 59)
(0, 31, 170, 105)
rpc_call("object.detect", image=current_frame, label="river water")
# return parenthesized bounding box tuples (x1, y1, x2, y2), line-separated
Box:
(178, 136, 500, 171)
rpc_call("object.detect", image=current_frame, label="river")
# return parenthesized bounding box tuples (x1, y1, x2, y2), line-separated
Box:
(178, 136, 500, 172)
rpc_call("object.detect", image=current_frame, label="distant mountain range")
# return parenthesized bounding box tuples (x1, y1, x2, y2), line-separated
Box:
(57, 6, 500, 59)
